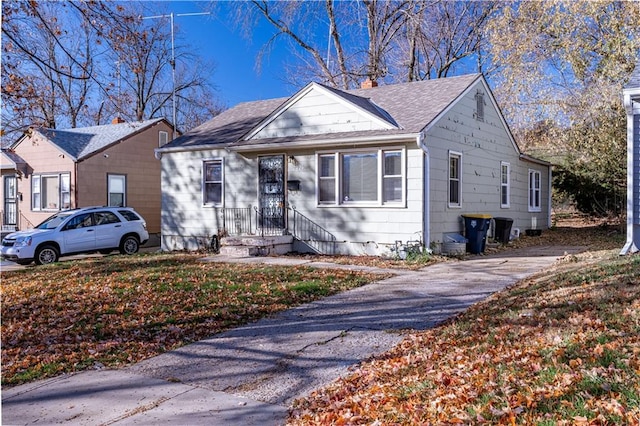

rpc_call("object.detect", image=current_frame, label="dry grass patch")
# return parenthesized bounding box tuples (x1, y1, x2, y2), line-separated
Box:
(1, 253, 387, 387)
(289, 223, 640, 425)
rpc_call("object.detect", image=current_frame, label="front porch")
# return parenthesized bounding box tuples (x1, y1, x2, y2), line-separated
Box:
(161, 206, 338, 257)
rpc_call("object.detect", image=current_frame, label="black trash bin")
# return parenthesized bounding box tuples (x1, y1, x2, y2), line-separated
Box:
(462, 214, 492, 254)
(493, 217, 514, 244)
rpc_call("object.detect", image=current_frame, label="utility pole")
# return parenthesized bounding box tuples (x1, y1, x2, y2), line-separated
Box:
(143, 11, 210, 139)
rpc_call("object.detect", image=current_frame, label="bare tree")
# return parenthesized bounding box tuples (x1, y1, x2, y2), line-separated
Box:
(1, 1, 222, 141)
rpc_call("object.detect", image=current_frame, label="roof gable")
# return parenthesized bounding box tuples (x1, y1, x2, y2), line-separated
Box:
(30, 118, 165, 161)
(160, 73, 482, 151)
(245, 82, 399, 141)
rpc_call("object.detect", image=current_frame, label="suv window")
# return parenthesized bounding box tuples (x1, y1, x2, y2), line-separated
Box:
(94, 211, 121, 225)
(64, 213, 94, 230)
(118, 210, 141, 221)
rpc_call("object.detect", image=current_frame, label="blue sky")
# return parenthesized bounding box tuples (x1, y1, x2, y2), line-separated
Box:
(158, 1, 295, 107)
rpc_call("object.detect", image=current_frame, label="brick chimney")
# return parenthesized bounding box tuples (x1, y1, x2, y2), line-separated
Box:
(361, 78, 378, 89)
(111, 117, 125, 124)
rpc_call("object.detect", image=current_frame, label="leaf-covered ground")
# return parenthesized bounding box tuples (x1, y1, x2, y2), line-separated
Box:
(1, 254, 386, 387)
(289, 223, 640, 425)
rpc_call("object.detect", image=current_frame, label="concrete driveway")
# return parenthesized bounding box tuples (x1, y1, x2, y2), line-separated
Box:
(2, 245, 584, 425)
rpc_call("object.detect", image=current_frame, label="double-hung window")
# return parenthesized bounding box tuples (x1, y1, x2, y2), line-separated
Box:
(500, 162, 510, 208)
(203, 159, 223, 206)
(448, 151, 462, 207)
(317, 148, 405, 206)
(32, 173, 70, 211)
(108, 174, 126, 207)
(528, 169, 541, 212)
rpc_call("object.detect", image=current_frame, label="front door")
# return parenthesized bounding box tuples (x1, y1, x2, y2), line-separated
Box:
(3, 176, 17, 230)
(258, 155, 285, 232)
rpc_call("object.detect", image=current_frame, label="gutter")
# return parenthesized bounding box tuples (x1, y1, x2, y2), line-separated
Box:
(155, 132, 420, 158)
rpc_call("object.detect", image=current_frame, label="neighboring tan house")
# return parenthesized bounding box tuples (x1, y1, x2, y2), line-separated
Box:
(621, 59, 640, 255)
(3, 118, 173, 240)
(1, 149, 29, 234)
(156, 74, 552, 256)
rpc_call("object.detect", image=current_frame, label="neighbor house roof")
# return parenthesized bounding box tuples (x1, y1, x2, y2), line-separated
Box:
(1, 149, 28, 173)
(625, 59, 640, 90)
(26, 118, 166, 161)
(161, 74, 481, 151)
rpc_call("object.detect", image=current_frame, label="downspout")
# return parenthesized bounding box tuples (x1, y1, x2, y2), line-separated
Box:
(417, 131, 430, 249)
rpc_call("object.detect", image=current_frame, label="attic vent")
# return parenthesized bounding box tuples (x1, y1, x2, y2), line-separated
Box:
(475, 91, 485, 122)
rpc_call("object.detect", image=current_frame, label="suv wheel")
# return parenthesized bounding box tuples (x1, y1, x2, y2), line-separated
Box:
(35, 245, 59, 265)
(120, 235, 139, 255)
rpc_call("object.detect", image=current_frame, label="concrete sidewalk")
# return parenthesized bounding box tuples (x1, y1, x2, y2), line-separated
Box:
(2, 246, 583, 425)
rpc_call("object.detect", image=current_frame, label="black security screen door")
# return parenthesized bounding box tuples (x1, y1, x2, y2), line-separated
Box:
(258, 155, 285, 230)
(3, 176, 17, 228)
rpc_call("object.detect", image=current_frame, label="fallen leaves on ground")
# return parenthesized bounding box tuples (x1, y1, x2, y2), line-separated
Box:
(1, 253, 386, 386)
(289, 224, 640, 425)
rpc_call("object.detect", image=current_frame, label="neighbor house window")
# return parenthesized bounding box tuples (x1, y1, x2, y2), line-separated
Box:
(32, 173, 71, 211)
(528, 169, 541, 212)
(108, 174, 126, 207)
(500, 162, 510, 208)
(448, 151, 462, 207)
(203, 159, 223, 206)
(316, 148, 405, 206)
(159, 131, 169, 147)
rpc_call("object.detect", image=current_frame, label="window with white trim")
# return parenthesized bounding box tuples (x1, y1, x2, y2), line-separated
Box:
(316, 148, 405, 206)
(159, 131, 169, 147)
(108, 174, 126, 207)
(203, 159, 223, 206)
(500, 162, 510, 208)
(32, 173, 71, 211)
(528, 169, 541, 212)
(448, 151, 462, 207)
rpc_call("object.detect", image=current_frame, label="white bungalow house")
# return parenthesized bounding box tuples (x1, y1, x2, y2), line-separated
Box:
(156, 74, 551, 256)
(621, 60, 640, 255)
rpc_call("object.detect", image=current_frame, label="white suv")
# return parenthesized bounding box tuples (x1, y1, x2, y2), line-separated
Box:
(1, 206, 149, 265)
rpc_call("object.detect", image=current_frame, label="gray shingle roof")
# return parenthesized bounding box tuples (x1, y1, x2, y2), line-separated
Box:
(163, 74, 480, 150)
(625, 59, 640, 90)
(36, 118, 165, 160)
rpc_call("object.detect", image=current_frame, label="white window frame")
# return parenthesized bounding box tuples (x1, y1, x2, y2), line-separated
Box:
(159, 131, 169, 147)
(203, 158, 224, 207)
(31, 173, 71, 212)
(528, 169, 542, 212)
(107, 174, 127, 207)
(448, 151, 462, 208)
(316, 147, 406, 207)
(500, 161, 510, 208)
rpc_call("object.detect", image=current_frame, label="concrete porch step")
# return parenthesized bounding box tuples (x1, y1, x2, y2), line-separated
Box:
(220, 235, 294, 257)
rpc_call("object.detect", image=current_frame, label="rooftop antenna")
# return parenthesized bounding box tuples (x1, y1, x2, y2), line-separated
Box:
(143, 11, 211, 139)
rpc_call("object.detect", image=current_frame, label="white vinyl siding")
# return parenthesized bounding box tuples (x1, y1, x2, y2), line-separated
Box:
(528, 169, 541, 212)
(316, 148, 405, 206)
(32, 173, 70, 211)
(448, 151, 462, 207)
(501, 162, 510, 208)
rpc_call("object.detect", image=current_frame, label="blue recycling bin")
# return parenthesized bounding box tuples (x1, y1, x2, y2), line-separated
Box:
(462, 214, 492, 254)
